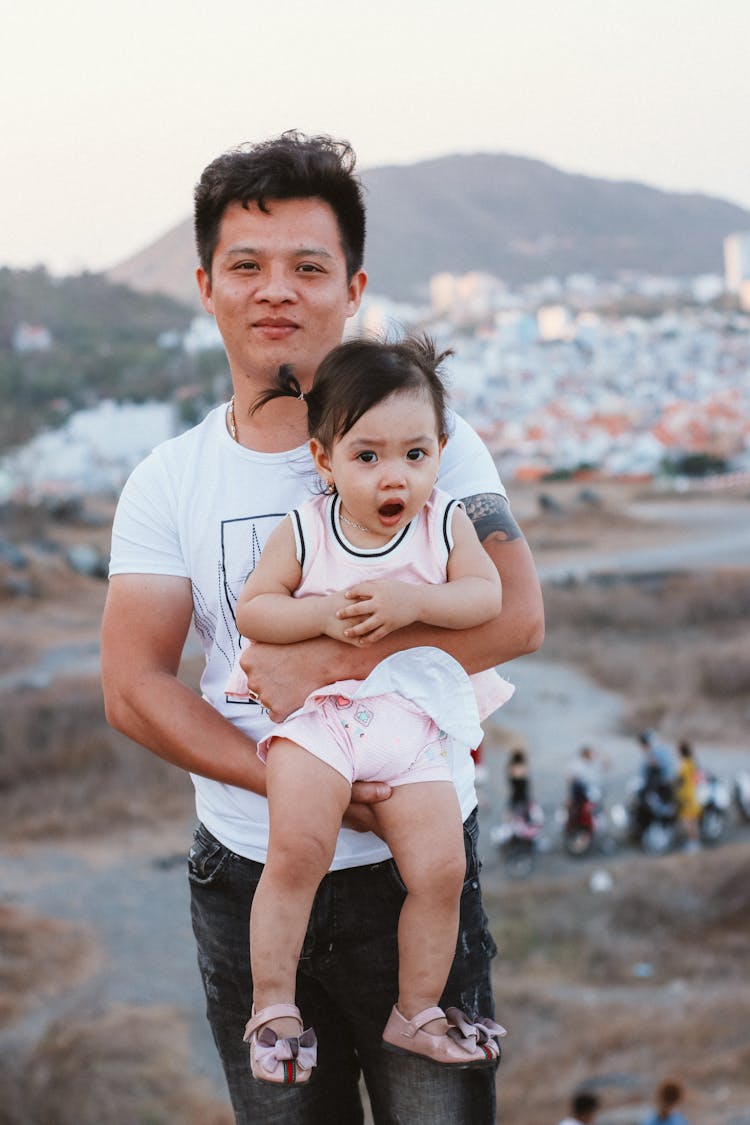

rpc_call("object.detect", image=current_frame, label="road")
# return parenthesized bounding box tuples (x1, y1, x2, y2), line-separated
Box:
(535, 497, 750, 584)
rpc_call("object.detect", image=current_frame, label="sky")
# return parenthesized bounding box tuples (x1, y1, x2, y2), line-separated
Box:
(4, 0, 750, 276)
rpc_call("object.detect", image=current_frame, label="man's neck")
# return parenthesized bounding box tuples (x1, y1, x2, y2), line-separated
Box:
(228, 390, 309, 454)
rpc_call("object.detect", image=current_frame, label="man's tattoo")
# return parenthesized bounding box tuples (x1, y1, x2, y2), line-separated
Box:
(462, 493, 523, 545)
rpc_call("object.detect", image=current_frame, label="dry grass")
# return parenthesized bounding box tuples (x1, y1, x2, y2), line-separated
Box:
(0, 1005, 234, 1125)
(0, 676, 194, 839)
(0, 905, 96, 1028)
(488, 842, 750, 1125)
(541, 570, 750, 741)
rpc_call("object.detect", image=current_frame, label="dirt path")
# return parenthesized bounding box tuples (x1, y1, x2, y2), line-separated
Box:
(4, 655, 747, 1105)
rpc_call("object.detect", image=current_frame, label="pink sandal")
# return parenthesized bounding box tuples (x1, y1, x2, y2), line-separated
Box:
(243, 1004, 317, 1085)
(382, 1005, 506, 1068)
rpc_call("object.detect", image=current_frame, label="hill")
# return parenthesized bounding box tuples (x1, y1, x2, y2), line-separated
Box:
(107, 152, 750, 303)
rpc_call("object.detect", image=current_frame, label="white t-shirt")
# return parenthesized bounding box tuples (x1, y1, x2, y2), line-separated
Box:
(109, 402, 507, 867)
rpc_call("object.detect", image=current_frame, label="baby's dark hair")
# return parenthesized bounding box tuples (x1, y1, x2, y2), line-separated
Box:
(253, 334, 453, 449)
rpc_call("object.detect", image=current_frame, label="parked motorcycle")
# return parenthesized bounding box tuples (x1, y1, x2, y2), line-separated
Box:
(733, 770, 750, 824)
(614, 777, 678, 855)
(558, 784, 618, 857)
(614, 771, 730, 854)
(490, 803, 545, 879)
(697, 773, 730, 844)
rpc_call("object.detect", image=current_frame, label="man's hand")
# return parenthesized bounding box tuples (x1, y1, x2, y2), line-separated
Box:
(336, 580, 418, 644)
(344, 781, 392, 835)
(240, 640, 320, 721)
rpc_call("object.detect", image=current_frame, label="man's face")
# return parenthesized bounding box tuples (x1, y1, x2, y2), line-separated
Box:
(197, 197, 366, 389)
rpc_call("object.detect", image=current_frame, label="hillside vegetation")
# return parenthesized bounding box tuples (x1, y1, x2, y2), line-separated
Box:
(0, 267, 226, 452)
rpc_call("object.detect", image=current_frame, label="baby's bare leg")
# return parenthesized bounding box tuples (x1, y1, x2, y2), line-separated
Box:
(373, 781, 465, 1034)
(251, 739, 351, 1036)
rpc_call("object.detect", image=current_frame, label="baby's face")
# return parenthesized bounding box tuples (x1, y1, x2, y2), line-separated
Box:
(314, 390, 444, 546)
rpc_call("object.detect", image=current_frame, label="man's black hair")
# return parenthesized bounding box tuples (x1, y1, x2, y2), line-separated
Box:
(194, 130, 366, 280)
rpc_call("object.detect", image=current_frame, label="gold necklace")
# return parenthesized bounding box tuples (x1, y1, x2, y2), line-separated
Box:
(339, 510, 373, 535)
(227, 395, 237, 441)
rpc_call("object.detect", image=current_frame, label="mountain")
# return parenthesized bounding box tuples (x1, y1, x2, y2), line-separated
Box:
(107, 152, 750, 304)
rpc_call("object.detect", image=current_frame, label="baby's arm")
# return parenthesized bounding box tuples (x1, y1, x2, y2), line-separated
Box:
(338, 505, 502, 645)
(236, 518, 349, 644)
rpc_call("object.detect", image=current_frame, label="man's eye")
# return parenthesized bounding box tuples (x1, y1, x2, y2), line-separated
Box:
(297, 263, 323, 273)
(357, 451, 377, 463)
(235, 261, 259, 271)
(407, 449, 426, 461)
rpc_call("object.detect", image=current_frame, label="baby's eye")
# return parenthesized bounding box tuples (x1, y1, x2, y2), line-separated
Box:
(357, 451, 377, 463)
(406, 448, 426, 461)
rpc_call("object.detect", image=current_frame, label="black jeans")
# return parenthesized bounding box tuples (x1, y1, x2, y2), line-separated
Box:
(189, 809, 499, 1125)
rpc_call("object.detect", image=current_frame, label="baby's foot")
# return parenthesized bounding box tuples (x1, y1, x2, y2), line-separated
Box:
(263, 1014, 304, 1039)
(407, 1010, 448, 1036)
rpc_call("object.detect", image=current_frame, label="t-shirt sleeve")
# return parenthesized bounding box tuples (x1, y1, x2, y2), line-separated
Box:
(438, 411, 507, 501)
(108, 452, 187, 578)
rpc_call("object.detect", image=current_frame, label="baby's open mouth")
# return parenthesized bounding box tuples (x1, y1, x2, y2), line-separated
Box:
(379, 501, 405, 518)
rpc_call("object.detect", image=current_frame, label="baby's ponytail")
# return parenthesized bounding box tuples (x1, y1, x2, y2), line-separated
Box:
(250, 364, 307, 414)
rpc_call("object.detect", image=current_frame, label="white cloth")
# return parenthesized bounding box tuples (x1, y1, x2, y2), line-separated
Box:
(109, 402, 507, 867)
(345, 648, 484, 748)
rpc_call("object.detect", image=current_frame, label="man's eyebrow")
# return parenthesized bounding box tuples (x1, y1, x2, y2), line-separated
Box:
(223, 245, 334, 259)
(293, 246, 334, 259)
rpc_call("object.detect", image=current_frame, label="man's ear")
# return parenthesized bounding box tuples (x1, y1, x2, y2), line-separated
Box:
(310, 438, 333, 487)
(345, 268, 367, 319)
(196, 267, 214, 314)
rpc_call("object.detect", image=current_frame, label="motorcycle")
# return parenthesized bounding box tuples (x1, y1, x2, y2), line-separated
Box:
(733, 770, 750, 824)
(614, 777, 678, 855)
(697, 773, 730, 844)
(558, 783, 617, 858)
(490, 803, 545, 879)
(614, 771, 730, 854)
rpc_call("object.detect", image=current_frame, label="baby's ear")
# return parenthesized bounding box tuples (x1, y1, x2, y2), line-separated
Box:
(310, 438, 333, 485)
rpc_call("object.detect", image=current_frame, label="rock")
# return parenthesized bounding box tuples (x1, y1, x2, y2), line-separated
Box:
(0, 539, 28, 568)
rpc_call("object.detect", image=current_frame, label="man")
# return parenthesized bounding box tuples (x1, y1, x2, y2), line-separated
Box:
(558, 1089, 601, 1125)
(102, 132, 544, 1125)
(639, 729, 677, 804)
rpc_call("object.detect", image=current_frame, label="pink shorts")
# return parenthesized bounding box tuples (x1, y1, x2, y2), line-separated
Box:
(258, 688, 452, 787)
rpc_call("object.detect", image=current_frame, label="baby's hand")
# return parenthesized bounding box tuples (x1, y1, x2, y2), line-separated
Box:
(319, 591, 362, 644)
(336, 580, 418, 644)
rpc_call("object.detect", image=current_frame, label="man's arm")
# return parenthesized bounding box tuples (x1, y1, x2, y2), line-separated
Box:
(243, 493, 544, 721)
(459, 491, 544, 665)
(102, 574, 391, 829)
(101, 574, 269, 792)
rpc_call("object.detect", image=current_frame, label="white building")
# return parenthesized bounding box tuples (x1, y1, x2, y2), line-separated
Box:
(723, 232, 750, 293)
(13, 323, 52, 353)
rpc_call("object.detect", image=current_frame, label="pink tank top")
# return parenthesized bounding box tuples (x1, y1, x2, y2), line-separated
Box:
(291, 487, 459, 596)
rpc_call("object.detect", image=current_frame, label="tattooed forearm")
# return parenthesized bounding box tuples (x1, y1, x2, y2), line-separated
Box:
(462, 493, 523, 545)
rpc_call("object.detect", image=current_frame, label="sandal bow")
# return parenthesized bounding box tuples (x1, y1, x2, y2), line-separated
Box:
(244, 1004, 317, 1085)
(445, 1007, 507, 1060)
(251, 1028, 317, 1080)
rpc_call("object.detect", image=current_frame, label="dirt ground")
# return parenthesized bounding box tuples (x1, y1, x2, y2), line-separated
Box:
(2, 481, 750, 1123)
